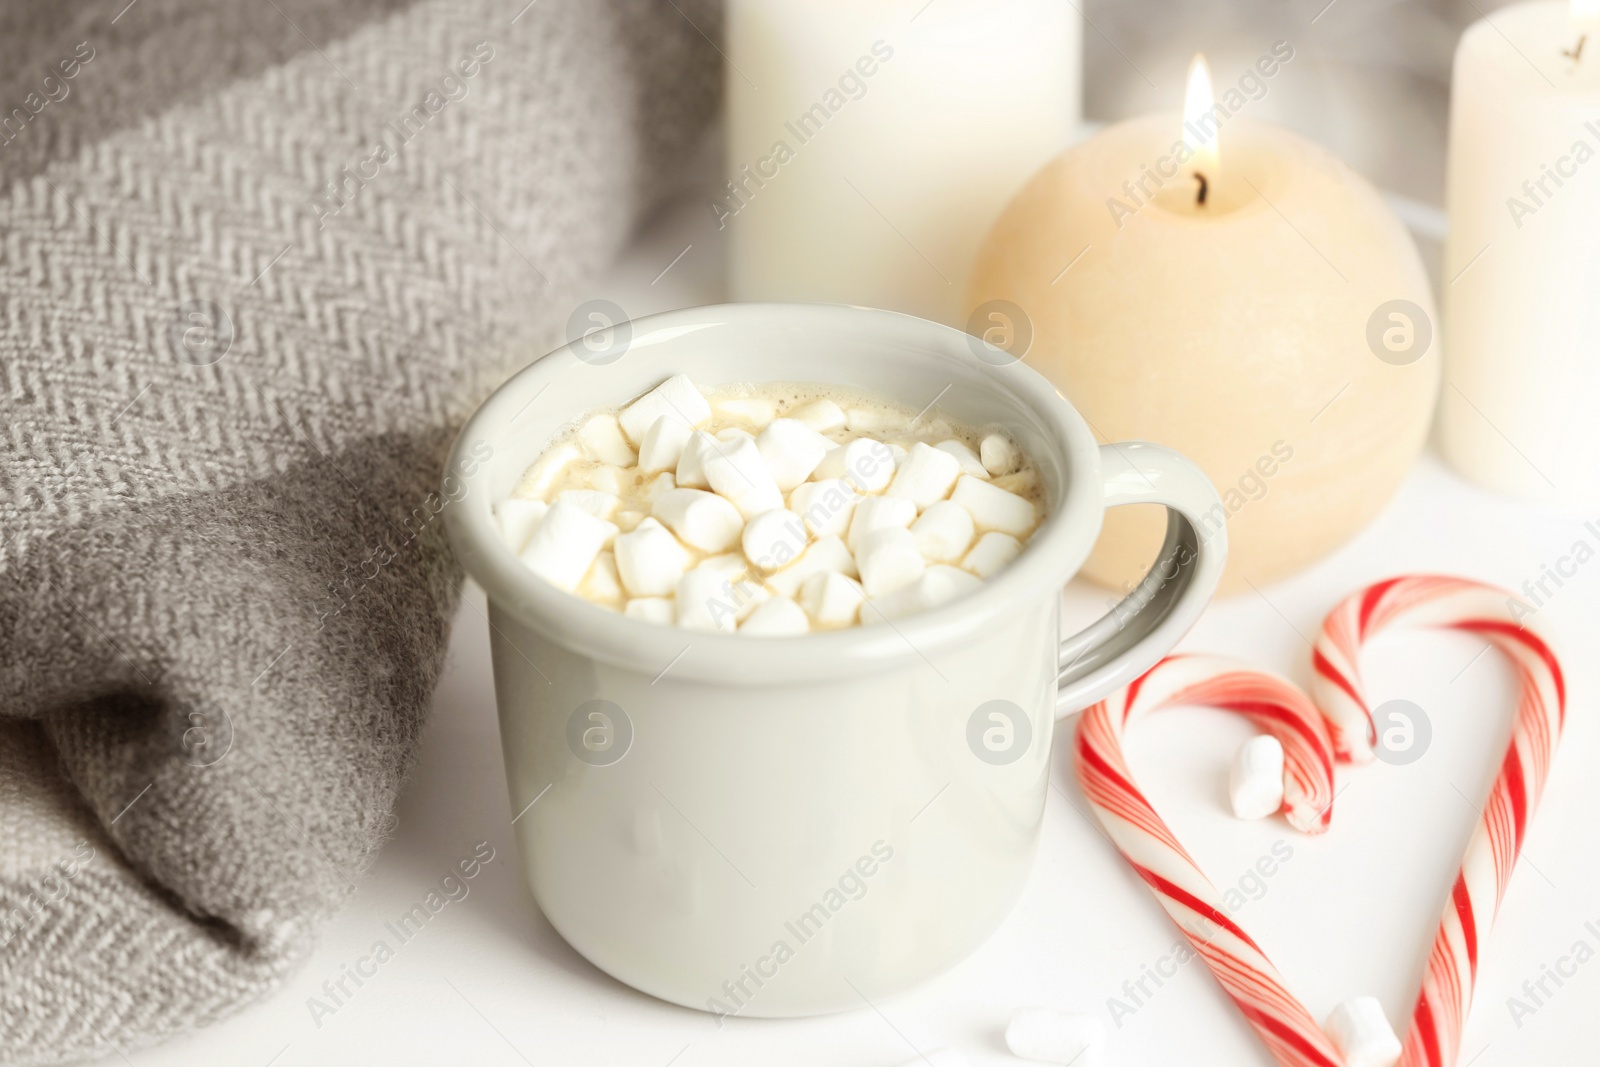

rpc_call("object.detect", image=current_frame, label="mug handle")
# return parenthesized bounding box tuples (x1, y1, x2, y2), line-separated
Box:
(1054, 442, 1228, 718)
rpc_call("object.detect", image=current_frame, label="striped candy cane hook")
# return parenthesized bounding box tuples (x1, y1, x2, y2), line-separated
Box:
(1074, 576, 1566, 1067)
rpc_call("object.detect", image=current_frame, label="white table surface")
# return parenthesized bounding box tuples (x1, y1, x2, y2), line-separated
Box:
(131, 158, 1600, 1067)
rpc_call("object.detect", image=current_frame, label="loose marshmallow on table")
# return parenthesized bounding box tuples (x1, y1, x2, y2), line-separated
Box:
(1005, 1007, 1107, 1066)
(1230, 734, 1286, 821)
(624, 597, 675, 625)
(1325, 997, 1403, 1067)
(961, 532, 1023, 578)
(756, 418, 833, 489)
(847, 494, 918, 553)
(887, 442, 962, 510)
(652, 487, 744, 553)
(613, 517, 692, 597)
(867, 564, 981, 621)
(789, 478, 860, 538)
(787, 397, 846, 432)
(703, 435, 785, 519)
(766, 535, 857, 597)
(519, 500, 618, 591)
(638, 415, 691, 474)
(950, 474, 1037, 537)
(578, 413, 637, 467)
(619, 373, 711, 444)
(739, 594, 810, 635)
(742, 508, 809, 572)
(980, 432, 1021, 476)
(912, 500, 975, 563)
(497, 498, 549, 553)
(856, 526, 926, 597)
(935, 439, 989, 478)
(798, 570, 864, 628)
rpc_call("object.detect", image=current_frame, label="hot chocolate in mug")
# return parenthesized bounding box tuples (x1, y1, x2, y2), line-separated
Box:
(444, 303, 1226, 1017)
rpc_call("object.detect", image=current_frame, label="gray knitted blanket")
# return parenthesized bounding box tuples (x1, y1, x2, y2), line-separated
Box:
(0, 1, 717, 1061)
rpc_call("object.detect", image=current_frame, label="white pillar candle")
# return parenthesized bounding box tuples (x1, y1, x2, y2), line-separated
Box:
(723, 0, 1080, 326)
(1440, 0, 1600, 509)
(969, 53, 1438, 593)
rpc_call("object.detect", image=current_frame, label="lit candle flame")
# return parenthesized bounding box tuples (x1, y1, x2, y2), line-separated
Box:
(1182, 54, 1220, 203)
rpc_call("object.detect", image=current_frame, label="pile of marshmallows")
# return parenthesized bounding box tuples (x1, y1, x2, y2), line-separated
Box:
(498, 374, 1042, 634)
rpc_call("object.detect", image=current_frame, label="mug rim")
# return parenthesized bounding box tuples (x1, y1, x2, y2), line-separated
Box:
(444, 302, 1106, 685)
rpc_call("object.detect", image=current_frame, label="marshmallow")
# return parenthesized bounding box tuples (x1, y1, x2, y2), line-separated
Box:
(675, 431, 718, 488)
(739, 595, 811, 636)
(935, 439, 988, 479)
(519, 500, 618, 591)
(614, 509, 647, 533)
(845, 407, 906, 435)
(624, 597, 675, 625)
(619, 373, 711, 445)
(847, 494, 918, 553)
(703, 435, 785, 519)
(787, 397, 846, 432)
(578, 551, 623, 605)
(766, 536, 857, 598)
(1229, 735, 1286, 821)
(866, 564, 981, 621)
(712, 395, 778, 426)
(856, 527, 926, 597)
(980, 432, 1021, 476)
(1005, 1007, 1107, 1066)
(557, 488, 621, 522)
(888, 442, 908, 468)
(789, 478, 860, 538)
(887, 442, 962, 510)
(715, 426, 753, 443)
(519, 441, 579, 501)
(1325, 997, 1403, 1067)
(612, 517, 692, 597)
(638, 415, 691, 474)
(798, 570, 865, 628)
(912, 500, 976, 564)
(576, 464, 627, 496)
(839, 437, 896, 493)
(642, 471, 676, 504)
(951, 474, 1038, 537)
(693, 554, 767, 621)
(653, 488, 745, 553)
(497, 498, 549, 553)
(756, 418, 834, 490)
(675, 568, 741, 632)
(742, 508, 810, 572)
(961, 531, 1023, 578)
(578, 413, 637, 467)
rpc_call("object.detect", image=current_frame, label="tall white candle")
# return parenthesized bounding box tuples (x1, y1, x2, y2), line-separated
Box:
(722, 0, 1080, 326)
(1441, 0, 1600, 508)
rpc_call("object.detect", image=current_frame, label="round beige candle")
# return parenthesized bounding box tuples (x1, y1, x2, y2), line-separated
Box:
(968, 58, 1438, 594)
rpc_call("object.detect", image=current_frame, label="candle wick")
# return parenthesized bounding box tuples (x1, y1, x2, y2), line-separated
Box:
(1563, 34, 1586, 63)
(1194, 172, 1209, 206)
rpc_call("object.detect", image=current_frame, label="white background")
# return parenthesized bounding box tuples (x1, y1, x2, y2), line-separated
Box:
(130, 159, 1600, 1067)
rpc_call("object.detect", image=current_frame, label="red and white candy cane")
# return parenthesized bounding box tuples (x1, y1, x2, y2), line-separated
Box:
(1313, 575, 1564, 1067)
(1076, 653, 1344, 1067)
(1074, 575, 1566, 1067)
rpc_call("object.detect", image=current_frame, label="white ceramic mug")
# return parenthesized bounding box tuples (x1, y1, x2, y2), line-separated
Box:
(444, 303, 1225, 1018)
